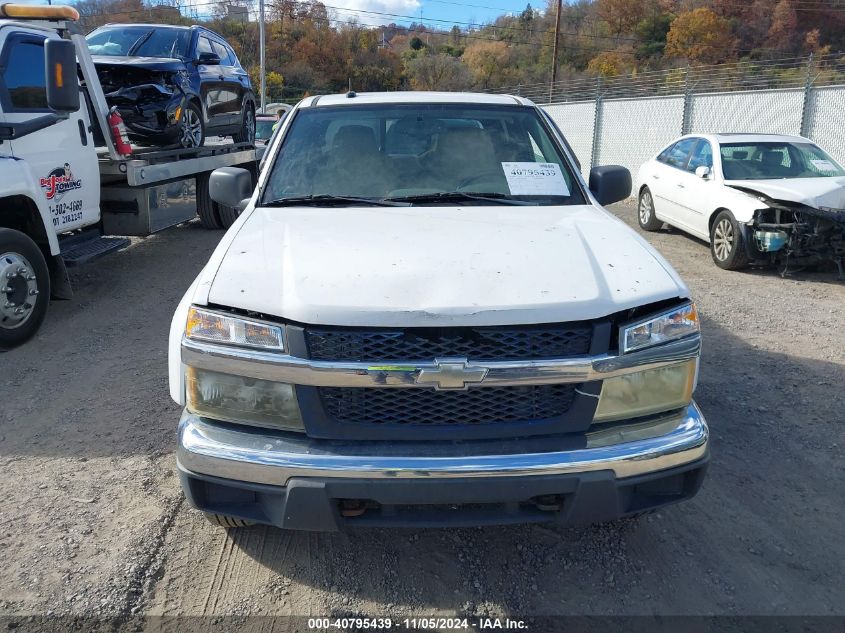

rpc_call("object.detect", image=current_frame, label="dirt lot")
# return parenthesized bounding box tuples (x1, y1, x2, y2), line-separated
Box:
(1, 200, 843, 626)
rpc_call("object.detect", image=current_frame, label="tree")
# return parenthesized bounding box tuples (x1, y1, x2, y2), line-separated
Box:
(596, 0, 648, 38)
(462, 40, 511, 89)
(587, 50, 634, 76)
(665, 8, 735, 64)
(766, 0, 798, 54)
(405, 53, 471, 91)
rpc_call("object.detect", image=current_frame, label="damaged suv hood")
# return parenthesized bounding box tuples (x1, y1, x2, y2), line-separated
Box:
(726, 177, 845, 210)
(91, 55, 186, 72)
(206, 205, 688, 327)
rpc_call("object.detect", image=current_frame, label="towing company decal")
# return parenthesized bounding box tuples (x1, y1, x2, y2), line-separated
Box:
(40, 164, 82, 202)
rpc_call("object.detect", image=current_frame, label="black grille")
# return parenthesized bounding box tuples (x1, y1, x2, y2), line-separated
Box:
(306, 324, 592, 361)
(319, 384, 577, 426)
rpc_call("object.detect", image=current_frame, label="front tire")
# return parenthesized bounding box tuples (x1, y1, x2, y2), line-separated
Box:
(0, 228, 50, 350)
(638, 187, 662, 231)
(710, 210, 749, 270)
(232, 104, 255, 144)
(179, 102, 205, 149)
(203, 512, 254, 528)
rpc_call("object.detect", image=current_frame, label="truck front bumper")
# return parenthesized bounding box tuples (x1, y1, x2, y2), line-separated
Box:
(177, 402, 709, 531)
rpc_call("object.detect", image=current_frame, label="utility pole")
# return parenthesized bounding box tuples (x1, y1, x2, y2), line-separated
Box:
(549, 0, 561, 103)
(259, 0, 266, 113)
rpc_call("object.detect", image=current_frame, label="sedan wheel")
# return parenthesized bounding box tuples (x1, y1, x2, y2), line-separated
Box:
(637, 187, 662, 231)
(709, 210, 749, 270)
(712, 218, 734, 262)
(180, 104, 204, 148)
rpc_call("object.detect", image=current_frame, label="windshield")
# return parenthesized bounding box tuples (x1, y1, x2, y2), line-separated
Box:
(720, 141, 845, 180)
(256, 119, 276, 141)
(87, 27, 191, 59)
(261, 103, 584, 206)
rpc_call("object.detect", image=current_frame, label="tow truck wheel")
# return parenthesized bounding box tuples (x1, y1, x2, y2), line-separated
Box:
(203, 512, 255, 528)
(0, 228, 50, 350)
(196, 173, 223, 230)
(217, 204, 241, 229)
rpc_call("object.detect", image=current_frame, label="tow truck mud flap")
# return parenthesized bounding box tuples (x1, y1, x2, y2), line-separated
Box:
(100, 177, 197, 235)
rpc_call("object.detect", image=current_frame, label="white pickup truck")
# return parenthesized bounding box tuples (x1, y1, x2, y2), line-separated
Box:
(169, 91, 709, 531)
(0, 4, 259, 349)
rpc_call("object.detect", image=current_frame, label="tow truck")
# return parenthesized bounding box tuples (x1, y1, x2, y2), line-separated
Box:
(0, 3, 259, 349)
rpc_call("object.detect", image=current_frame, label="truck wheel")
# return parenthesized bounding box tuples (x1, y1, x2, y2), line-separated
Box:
(0, 229, 50, 350)
(203, 512, 255, 528)
(710, 210, 749, 270)
(637, 187, 662, 231)
(196, 173, 223, 230)
(217, 204, 241, 229)
(232, 104, 255, 145)
(179, 102, 205, 149)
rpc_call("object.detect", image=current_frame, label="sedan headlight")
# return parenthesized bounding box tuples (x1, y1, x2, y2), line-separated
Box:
(593, 359, 697, 423)
(186, 306, 284, 351)
(621, 303, 699, 354)
(186, 367, 304, 431)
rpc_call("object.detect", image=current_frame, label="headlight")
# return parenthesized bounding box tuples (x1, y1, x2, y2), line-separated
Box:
(593, 359, 697, 423)
(621, 303, 699, 354)
(186, 367, 304, 431)
(186, 306, 284, 351)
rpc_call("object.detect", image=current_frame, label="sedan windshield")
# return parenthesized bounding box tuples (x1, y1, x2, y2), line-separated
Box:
(720, 141, 845, 180)
(261, 103, 584, 206)
(87, 27, 191, 59)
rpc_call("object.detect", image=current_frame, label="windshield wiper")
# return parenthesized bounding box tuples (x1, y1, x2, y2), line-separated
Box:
(384, 192, 534, 205)
(262, 195, 410, 207)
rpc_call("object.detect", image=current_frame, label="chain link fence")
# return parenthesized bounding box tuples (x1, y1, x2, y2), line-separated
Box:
(499, 54, 845, 182)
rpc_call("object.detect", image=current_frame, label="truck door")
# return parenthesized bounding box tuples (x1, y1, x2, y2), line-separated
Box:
(0, 29, 100, 233)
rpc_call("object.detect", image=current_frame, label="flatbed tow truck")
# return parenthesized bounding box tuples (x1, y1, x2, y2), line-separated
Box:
(0, 3, 259, 348)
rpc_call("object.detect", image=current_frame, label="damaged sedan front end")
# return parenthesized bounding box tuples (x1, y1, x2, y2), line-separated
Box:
(728, 183, 845, 277)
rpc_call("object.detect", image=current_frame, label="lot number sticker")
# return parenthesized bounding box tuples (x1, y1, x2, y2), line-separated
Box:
(810, 159, 838, 172)
(502, 162, 570, 196)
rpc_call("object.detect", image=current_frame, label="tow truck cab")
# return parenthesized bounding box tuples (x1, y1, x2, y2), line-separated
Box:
(0, 4, 96, 348)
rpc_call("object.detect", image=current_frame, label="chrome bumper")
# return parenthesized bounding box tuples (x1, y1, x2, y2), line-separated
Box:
(177, 402, 709, 486)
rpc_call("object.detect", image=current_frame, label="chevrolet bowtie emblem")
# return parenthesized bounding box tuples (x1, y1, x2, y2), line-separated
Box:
(416, 358, 488, 390)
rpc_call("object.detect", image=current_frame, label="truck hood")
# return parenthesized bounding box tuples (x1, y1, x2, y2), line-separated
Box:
(725, 177, 845, 210)
(207, 205, 688, 327)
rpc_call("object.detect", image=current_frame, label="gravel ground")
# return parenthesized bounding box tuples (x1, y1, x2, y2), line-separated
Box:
(0, 201, 843, 627)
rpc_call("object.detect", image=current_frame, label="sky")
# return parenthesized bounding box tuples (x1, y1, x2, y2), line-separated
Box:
(21, 0, 539, 31)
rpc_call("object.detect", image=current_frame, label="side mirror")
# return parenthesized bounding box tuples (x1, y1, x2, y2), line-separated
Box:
(589, 165, 632, 206)
(695, 165, 711, 179)
(209, 166, 253, 211)
(45, 39, 79, 113)
(196, 51, 221, 65)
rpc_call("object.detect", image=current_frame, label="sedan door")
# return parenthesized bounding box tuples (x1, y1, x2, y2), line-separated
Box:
(666, 139, 716, 240)
(646, 137, 698, 226)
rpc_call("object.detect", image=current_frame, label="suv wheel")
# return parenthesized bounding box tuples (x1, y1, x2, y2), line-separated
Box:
(710, 210, 749, 270)
(233, 105, 255, 144)
(179, 102, 205, 149)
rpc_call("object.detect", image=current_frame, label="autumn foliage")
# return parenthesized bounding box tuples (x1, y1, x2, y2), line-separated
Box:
(74, 0, 845, 101)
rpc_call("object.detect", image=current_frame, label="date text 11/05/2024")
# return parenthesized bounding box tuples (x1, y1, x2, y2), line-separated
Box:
(307, 617, 528, 630)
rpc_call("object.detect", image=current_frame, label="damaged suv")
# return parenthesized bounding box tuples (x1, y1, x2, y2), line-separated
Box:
(86, 24, 256, 148)
(637, 134, 845, 275)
